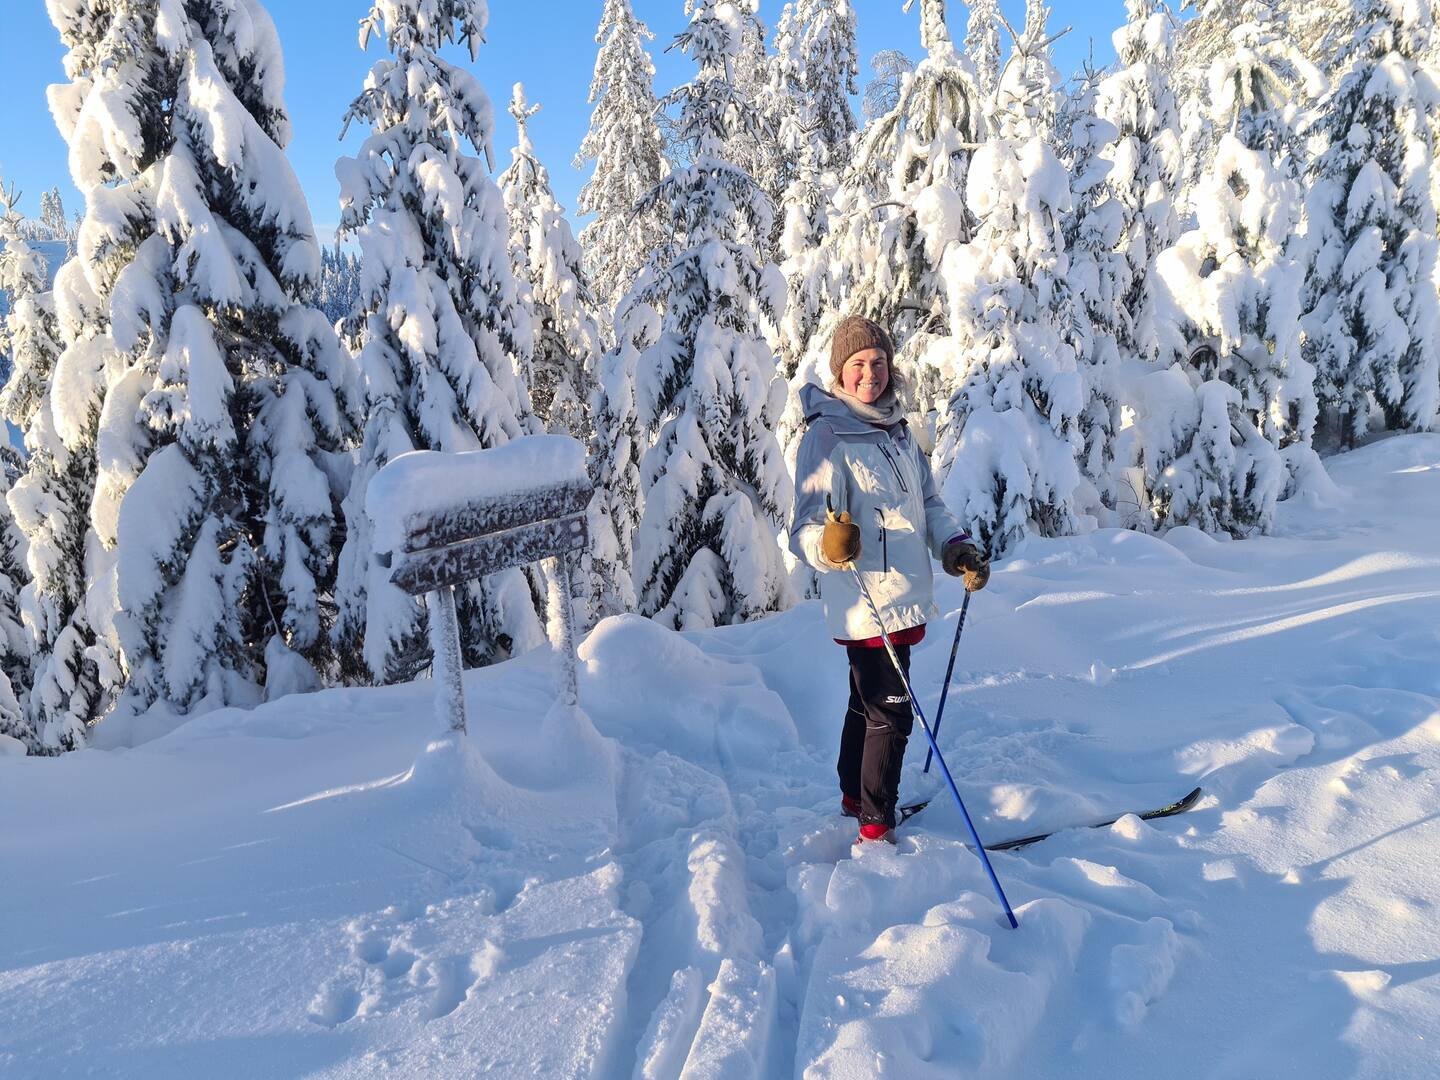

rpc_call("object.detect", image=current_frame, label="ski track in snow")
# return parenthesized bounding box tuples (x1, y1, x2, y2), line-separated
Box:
(3, 434, 1440, 1077)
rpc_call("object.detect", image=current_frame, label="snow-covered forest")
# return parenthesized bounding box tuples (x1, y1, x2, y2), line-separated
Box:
(2, 0, 1435, 755)
(5, 4, 1440, 1077)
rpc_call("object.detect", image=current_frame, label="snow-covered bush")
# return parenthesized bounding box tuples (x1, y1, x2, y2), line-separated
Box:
(1121, 366, 1283, 535)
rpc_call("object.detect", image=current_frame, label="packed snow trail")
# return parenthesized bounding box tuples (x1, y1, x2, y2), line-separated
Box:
(3, 435, 1440, 1078)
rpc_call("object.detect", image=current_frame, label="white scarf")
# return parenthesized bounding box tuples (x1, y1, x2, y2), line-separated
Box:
(834, 383, 907, 428)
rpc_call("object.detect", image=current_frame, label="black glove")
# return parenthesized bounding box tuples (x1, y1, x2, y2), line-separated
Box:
(942, 537, 990, 592)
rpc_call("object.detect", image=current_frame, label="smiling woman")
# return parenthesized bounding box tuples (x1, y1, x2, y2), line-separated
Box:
(788, 313, 989, 842)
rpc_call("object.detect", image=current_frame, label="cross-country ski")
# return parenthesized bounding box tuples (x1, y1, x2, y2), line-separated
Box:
(898, 785, 1204, 850)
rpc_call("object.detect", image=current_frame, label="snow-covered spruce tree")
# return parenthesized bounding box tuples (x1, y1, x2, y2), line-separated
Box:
(767, 0, 859, 193)
(760, 2, 806, 207)
(1116, 4, 1302, 536)
(1300, 0, 1440, 444)
(37, 187, 76, 258)
(1058, 67, 1126, 515)
(332, 0, 543, 685)
(574, 0, 668, 321)
(965, 0, 1003, 104)
(1174, 0, 1326, 223)
(1015, 0, 1065, 137)
(4, 254, 104, 751)
(55, 0, 365, 718)
(0, 187, 40, 751)
(500, 84, 601, 443)
(1205, 5, 1324, 167)
(764, 2, 806, 207)
(1096, 0, 1184, 369)
(1147, 143, 1295, 533)
(773, 145, 834, 604)
(705, 0, 776, 200)
(1173, 0, 1232, 218)
(0, 463, 32, 752)
(820, 0, 987, 431)
(771, 0, 859, 379)
(775, 167, 833, 383)
(15, 3, 178, 747)
(792, 0, 859, 171)
(928, 10, 1086, 555)
(317, 244, 362, 327)
(1154, 11, 1323, 495)
(1177, 1, 1351, 86)
(0, 182, 61, 469)
(631, 0, 793, 629)
(589, 299, 658, 621)
(499, 84, 605, 635)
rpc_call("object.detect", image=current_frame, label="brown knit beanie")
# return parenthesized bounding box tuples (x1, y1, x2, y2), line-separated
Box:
(830, 315, 895, 383)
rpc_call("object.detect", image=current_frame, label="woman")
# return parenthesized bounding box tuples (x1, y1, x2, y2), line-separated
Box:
(789, 315, 990, 843)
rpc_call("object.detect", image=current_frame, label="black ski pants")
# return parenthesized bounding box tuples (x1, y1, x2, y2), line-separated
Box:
(838, 643, 914, 828)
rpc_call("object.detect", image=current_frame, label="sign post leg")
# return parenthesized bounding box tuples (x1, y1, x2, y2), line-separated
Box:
(543, 556, 580, 708)
(428, 584, 467, 734)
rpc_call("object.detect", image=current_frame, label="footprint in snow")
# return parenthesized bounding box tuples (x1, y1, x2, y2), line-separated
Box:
(307, 910, 424, 1026)
(423, 941, 504, 1020)
(307, 981, 364, 1028)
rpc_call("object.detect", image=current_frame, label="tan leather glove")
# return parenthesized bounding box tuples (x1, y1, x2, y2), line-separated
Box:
(942, 537, 990, 591)
(821, 509, 861, 568)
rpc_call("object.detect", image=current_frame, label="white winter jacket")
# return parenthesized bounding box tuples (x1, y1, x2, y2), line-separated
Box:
(789, 384, 967, 641)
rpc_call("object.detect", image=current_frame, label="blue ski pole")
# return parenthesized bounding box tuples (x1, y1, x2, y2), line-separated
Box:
(923, 589, 971, 775)
(850, 565, 1020, 930)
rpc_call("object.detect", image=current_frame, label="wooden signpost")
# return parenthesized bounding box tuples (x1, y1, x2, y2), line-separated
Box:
(373, 438, 592, 735)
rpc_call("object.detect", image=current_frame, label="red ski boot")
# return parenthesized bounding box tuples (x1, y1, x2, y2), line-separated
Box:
(841, 794, 863, 819)
(857, 823, 896, 844)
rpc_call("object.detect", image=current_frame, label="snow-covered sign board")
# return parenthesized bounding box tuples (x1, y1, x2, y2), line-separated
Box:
(369, 436, 592, 734)
(381, 477, 589, 594)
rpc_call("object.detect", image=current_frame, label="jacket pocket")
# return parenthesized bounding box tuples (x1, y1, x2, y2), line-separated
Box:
(875, 508, 888, 574)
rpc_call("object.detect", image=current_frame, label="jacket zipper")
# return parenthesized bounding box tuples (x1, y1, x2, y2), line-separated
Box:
(875, 508, 888, 573)
(878, 441, 909, 493)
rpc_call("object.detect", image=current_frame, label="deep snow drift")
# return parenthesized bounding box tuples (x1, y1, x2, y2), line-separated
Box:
(3, 435, 1439, 1078)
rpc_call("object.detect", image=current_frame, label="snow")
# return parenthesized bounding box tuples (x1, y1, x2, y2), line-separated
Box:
(4, 434, 1440, 1075)
(367, 434, 588, 555)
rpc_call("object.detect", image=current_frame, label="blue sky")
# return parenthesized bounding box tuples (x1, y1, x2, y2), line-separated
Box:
(0, 2, 1124, 241)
